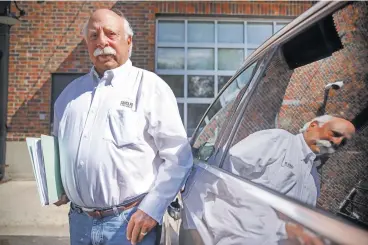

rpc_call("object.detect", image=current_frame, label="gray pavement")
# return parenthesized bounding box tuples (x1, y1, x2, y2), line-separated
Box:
(0, 181, 69, 237)
(0, 180, 179, 245)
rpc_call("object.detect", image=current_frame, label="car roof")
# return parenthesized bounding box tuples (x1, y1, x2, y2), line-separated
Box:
(239, 1, 347, 71)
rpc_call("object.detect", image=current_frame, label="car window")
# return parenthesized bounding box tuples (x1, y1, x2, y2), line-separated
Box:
(191, 62, 258, 162)
(220, 1, 368, 228)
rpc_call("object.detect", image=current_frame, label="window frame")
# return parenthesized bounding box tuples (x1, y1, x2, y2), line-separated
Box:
(215, 46, 278, 169)
(190, 57, 266, 166)
(155, 17, 291, 133)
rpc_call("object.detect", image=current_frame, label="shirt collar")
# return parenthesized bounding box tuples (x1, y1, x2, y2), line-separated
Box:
(297, 133, 316, 164)
(89, 59, 133, 87)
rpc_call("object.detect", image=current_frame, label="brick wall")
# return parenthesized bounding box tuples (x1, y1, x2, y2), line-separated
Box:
(7, 1, 312, 141)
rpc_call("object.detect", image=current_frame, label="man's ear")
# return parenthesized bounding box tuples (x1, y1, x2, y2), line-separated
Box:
(309, 121, 319, 128)
(127, 36, 132, 46)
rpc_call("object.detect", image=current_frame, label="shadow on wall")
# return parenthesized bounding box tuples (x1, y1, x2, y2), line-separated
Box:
(8, 0, 149, 141)
(7, 1, 120, 141)
(8, 40, 91, 140)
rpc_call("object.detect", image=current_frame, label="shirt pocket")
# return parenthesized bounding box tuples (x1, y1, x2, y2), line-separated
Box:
(268, 164, 297, 195)
(104, 109, 139, 147)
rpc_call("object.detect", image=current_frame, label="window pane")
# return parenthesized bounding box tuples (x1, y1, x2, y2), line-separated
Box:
(188, 75, 214, 98)
(158, 21, 185, 42)
(247, 23, 273, 46)
(188, 48, 214, 70)
(218, 76, 232, 91)
(177, 103, 184, 123)
(157, 48, 184, 69)
(160, 75, 184, 97)
(218, 22, 244, 43)
(218, 64, 257, 107)
(188, 21, 215, 43)
(236, 64, 256, 88)
(192, 61, 258, 158)
(275, 23, 287, 33)
(218, 48, 244, 70)
(187, 104, 210, 136)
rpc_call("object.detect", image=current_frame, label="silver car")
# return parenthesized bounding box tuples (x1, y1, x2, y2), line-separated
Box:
(163, 1, 368, 245)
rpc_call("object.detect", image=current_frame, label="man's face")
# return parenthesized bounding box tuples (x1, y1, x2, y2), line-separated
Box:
(306, 118, 355, 156)
(85, 9, 131, 76)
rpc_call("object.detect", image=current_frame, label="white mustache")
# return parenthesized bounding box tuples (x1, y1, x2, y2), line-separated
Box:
(93, 47, 117, 57)
(316, 140, 336, 155)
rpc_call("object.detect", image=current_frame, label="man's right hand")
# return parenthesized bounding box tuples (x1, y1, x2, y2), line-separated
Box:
(54, 194, 69, 206)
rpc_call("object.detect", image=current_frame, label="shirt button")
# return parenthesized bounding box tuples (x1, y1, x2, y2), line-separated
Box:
(83, 134, 88, 139)
(80, 161, 84, 166)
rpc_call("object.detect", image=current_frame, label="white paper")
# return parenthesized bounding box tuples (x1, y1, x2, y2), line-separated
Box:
(26, 137, 49, 206)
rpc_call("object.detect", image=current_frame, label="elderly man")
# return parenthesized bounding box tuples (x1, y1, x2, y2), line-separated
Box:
(225, 115, 355, 243)
(53, 9, 193, 245)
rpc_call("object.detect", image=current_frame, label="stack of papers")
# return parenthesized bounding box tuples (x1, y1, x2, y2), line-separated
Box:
(26, 135, 64, 206)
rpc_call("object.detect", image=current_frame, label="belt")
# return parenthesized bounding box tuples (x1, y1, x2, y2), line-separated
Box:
(72, 197, 143, 219)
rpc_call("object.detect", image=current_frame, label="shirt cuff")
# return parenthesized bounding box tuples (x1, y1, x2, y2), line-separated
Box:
(138, 192, 171, 225)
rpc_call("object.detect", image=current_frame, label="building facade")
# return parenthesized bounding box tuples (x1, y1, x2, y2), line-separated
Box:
(7, 1, 312, 141)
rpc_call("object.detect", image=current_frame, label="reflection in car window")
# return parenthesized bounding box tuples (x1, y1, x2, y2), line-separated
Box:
(192, 62, 258, 162)
(179, 3, 368, 245)
(221, 1, 368, 228)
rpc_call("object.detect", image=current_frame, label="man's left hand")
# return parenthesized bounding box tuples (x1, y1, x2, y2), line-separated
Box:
(126, 209, 157, 245)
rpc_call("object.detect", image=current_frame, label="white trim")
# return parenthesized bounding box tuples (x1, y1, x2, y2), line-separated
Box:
(214, 20, 219, 96)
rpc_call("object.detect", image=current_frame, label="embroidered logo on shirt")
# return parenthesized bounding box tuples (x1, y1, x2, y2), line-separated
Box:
(282, 161, 294, 169)
(120, 100, 134, 109)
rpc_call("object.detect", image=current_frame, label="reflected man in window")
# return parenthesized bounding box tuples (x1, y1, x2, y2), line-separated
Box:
(228, 115, 355, 205)
(224, 115, 355, 244)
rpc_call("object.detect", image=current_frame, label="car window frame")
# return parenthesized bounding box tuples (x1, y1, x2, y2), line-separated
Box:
(190, 59, 262, 164)
(213, 46, 278, 168)
(190, 60, 261, 146)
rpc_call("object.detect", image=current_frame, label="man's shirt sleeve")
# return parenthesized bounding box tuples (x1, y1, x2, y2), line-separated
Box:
(227, 129, 289, 178)
(138, 74, 193, 224)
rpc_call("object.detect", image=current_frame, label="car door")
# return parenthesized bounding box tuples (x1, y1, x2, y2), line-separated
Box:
(161, 47, 269, 245)
(164, 1, 368, 245)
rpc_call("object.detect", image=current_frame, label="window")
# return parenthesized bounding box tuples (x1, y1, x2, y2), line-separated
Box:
(192, 62, 258, 162)
(156, 19, 289, 136)
(50, 73, 84, 128)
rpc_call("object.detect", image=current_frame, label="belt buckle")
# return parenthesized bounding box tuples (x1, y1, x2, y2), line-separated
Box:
(83, 208, 103, 219)
(81, 207, 95, 212)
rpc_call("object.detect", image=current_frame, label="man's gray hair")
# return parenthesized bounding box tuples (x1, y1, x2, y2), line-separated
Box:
(299, 115, 334, 133)
(82, 9, 134, 57)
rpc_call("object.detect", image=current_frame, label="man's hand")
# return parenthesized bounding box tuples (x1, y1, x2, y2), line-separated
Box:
(286, 222, 324, 245)
(53, 194, 69, 206)
(127, 209, 157, 245)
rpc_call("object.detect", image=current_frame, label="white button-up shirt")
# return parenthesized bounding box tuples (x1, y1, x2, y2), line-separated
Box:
(53, 59, 193, 223)
(227, 129, 319, 206)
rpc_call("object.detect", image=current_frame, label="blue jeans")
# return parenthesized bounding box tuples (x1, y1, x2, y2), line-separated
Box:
(69, 205, 157, 245)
